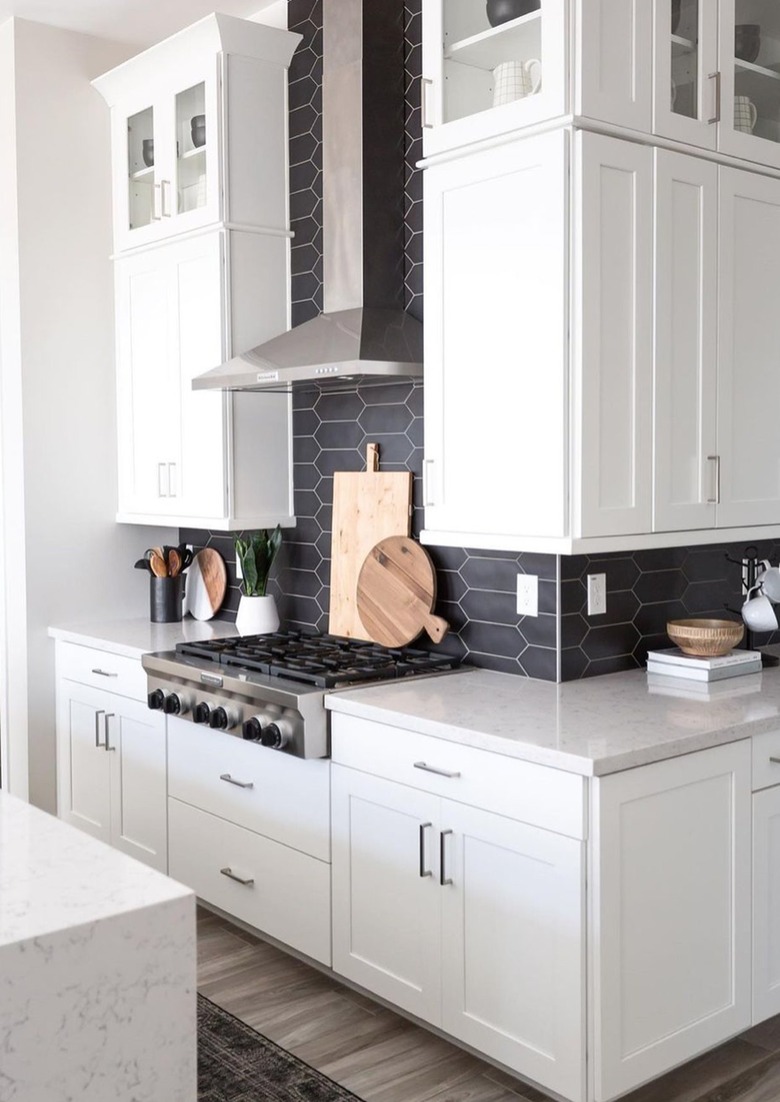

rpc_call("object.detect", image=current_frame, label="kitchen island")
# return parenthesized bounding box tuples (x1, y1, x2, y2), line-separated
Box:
(0, 791, 196, 1101)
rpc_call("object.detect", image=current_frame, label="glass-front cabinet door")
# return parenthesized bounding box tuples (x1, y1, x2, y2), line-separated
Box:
(112, 66, 220, 252)
(421, 0, 567, 158)
(719, 0, 780, 168)
(654, 0, 718, 148)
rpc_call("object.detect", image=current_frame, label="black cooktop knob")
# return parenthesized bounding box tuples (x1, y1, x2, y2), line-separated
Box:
(242, 717, 264, 742)
(209, 706, 229, 730)
(261, 722, 290, 750)
(163, 693, 182, 715)
(194, 702, 211, 725)
(147, 689, 165, 711)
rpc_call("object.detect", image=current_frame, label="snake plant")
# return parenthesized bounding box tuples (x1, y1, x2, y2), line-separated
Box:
(233, 527, 282, 597)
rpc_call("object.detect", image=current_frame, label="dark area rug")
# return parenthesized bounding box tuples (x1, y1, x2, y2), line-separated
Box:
(198, 994, 362, 1101)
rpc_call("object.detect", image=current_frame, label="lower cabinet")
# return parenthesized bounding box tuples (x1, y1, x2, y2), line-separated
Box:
(752, 785, 780, 1024)
(167, 718, 332, 966)
(331, 763, 586, 1102)
(55, 666, 167, 873)
(591, 741, 752, 1101)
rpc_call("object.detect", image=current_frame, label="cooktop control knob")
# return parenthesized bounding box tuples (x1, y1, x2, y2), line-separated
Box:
(194, 702, 211, 725)
(261, 718, 293, 750)
(163, 693, 187, 716)
(147, 689, 165, 711)
(242, 717, 264, 742)
(209, 706, 234, 730)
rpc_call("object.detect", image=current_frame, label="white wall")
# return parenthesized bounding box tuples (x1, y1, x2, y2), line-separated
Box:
(0, 18, 175, 810)
(249, 1, 288, 29)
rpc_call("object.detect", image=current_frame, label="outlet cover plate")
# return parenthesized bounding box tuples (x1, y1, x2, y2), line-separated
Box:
(587, 573, 607, 616)
(516, 573, 539, 617)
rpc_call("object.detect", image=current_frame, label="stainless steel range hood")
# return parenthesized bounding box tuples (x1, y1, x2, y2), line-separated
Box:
(194, 0, 422, 393)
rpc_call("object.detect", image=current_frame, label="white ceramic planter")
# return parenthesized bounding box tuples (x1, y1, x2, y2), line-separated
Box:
(236, 594, 280, 636)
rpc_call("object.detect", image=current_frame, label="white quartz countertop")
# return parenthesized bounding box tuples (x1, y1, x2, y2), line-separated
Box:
(48, 617, 238, 659)
(326, 665, 780, 775)
(0, 792, 192, 949)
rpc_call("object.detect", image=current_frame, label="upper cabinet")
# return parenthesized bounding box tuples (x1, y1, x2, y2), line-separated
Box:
(717, 0, 780, 169)
(93, 14, 298, 255)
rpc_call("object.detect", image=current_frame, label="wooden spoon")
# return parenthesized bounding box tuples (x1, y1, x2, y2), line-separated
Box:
(149, 551, 168, 578)
(167, 548, 182, 578)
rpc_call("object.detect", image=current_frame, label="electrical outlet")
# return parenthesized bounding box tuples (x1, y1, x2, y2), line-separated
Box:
(587, 573, 607, 616)
(516, 573, 539, 617)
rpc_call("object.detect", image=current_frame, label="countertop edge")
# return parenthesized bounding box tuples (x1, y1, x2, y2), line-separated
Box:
(48, 625, 149, 660)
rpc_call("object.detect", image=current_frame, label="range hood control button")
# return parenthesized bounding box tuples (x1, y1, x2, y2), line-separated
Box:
(194, 702, 211, 725)
(147, 689, 165, 711)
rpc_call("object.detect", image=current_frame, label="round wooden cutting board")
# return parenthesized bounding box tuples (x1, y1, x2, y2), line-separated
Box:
(357, 536, 449, 647)
(184, 548, 228, 621)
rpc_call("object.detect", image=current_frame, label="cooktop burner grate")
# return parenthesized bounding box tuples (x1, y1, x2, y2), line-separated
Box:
(176, 630, 460, 688)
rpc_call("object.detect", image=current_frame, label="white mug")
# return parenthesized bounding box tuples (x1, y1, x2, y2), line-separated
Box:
(742, 584, 779, 632)
(492, 59, 542, 108)
(758, 565, 780, 602)
(734, 95, 758, 133)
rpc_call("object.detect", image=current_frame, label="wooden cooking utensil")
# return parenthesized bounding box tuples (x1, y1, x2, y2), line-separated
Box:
(149, 551, 168, 578)
(167, 548, 182, 578)
(184, 548, 228, 621)
(357, 536, 449, 647)
(329, 443, 413, 639)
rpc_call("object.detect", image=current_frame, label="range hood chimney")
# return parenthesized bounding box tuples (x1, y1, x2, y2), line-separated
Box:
(194, 0, 422, 393)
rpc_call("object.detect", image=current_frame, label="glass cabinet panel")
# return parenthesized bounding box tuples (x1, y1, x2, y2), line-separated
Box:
(127, 106, 155, 232)
(442, 1, 545, 126)
(175, 82, 208, 215)
(732, 0, 780, 147)
(670, 0, 699, 121)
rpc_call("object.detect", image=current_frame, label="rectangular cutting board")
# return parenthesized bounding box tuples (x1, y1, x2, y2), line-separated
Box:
(328, 443, 412, 639)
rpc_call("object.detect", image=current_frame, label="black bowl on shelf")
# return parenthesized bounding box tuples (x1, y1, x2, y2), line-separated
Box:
(486, 0, 540, 29)
(190, 114, 206, 148)
(671, 0, 681, 35)
(735, 24, 761, 64)
(141, 138, 154, 167)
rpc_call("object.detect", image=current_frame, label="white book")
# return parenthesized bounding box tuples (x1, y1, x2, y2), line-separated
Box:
(647, 658, 762, 682)
(647, 671, 763, 700)
(647, 646, 760, 670)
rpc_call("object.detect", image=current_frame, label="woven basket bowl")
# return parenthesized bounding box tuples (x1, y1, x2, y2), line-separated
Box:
(666, 618, 745, 657)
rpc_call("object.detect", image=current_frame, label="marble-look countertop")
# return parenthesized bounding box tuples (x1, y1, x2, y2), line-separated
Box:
(48, 616, 238, 660)
(0, 791, 191, 947)
(326, 666, 780, 775)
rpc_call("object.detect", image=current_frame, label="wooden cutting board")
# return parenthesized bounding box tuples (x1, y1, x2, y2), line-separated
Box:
(357, 536, 449, 647)
(184, 548, 228, 621)
(329, 444, 412, 639)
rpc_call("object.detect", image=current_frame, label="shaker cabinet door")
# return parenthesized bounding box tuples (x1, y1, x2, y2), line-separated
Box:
(423, 129, 568, 543)
(753, 784, 780, 1024)
(576, 0, 653, 132)
(56, 682, 113, 844)
(108, 697, 167, 873)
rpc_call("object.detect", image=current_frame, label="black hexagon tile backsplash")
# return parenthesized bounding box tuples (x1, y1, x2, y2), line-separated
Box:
(179, 0, 766, 684)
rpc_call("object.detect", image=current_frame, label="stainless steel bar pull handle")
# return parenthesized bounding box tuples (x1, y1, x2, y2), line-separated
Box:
(168, 462, 177, 497)
(220, 867, 255, 887)
(104, 714, 116, 752)
(707, 455, 720, 505)
(423, 459, 436, 507)
(220, 773, 254, 790)
(91, 668, 118, 678)
(414, 761, 461, 779)
(769, 757, 780, 765)
(158, 462, 168, 497)
(440, 829, 453, 886)
(94, 710, 106, 748)
(421, 77, 435, 129)
(152, 182, 163, 220)
(161, 179, 173, 217)
(419, 822, 433, 878)
(708, 71, 721, 124)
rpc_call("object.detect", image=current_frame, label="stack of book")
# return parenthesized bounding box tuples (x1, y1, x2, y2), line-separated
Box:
(646, 647, 762, 682)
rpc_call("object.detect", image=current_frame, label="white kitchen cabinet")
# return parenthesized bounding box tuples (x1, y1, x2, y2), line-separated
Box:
(753, 784, 780, 1024)
(331, 747, 586, 1101)
(93, 14, 298, 254)
(653, 149, 719, 531)
(114, 228, 293, 528)
(55, 644, 167, 873)
(717, 0, 780, 170)
(423, 129, 654, 549)
(421, 1, 654, 160)
(592, 740, 751, 1101)
(654, 0, 719, 149)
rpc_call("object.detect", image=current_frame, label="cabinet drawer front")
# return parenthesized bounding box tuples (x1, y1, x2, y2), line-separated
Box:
(167, 719, 330, 861)
(331, 715, 585, 840)
(57, 642, 146, 701)
(168, 798, 330, 966)
(752, 731, 780, 791)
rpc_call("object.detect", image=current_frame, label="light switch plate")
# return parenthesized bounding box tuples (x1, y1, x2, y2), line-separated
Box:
(516, 573, 539, 617)
(587, 573, 607, 616)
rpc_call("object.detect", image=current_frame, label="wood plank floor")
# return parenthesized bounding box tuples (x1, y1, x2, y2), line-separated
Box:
(197, 908, 780, 1102)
